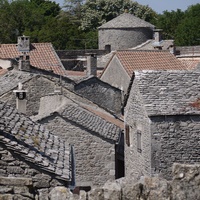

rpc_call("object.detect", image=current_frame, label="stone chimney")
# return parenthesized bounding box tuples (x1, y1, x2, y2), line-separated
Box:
(154, 29, 162, 42)
(86, 53, 97, 76)
(17, 36, 30, 52)
(18, 54, 30, 71)
(17, 36, 30, 71)
(13, 83, 27, 114)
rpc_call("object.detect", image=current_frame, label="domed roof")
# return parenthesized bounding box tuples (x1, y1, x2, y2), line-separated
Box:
(98, 13, 155, 29)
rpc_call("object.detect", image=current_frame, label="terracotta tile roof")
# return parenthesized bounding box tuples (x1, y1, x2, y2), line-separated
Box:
(0, 43, 66, 76)
(115, 50, 188, 77)
(0, 101, 72, 181)
(178, 58, 200, 70)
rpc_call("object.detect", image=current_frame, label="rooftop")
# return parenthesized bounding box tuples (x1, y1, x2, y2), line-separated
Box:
(114, 50, 188, 77)
(134, 70, 200, 116)
(0, 43, 66, 76)
(0, 101, 72, 181)
(99, 13, 154, 29)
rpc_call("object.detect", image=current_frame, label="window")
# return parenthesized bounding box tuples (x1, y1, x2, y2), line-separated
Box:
(125, 124, 130, 147)
(137, 131, 142, 153)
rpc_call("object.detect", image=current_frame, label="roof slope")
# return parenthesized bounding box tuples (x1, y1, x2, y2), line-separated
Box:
(134, 70, 200, 116)
(59, 103, 121, 142)
(0, 43, 66, 76)
(99, 13, 154, 29)
(0, 69, 35, 96)
(33, 94, 122, 142)
(115, 50, 188, 77)
(0, 101, 72, 181)
(132, 39, 174, 51)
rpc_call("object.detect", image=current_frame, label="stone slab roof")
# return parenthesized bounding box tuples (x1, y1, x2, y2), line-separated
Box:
(99, 13, 154, 29)
(131, 39, 174, 51)
(0, 43, 66, 76)
(0, 101, 72, 181)
(34, 95, 122, 142)
(58, 103, 121, 142)
(134, 70, 200, 116)
(114, 50, 188, 77)
(0, 69, 35, 96)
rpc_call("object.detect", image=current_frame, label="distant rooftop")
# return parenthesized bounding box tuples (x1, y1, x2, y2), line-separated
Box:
(99, 13, 155, 29)
(113, 50, 189, 77)
(0, 43, 66, 76)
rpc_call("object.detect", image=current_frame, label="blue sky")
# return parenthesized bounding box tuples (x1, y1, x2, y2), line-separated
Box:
(56, 0, 200, 14)
(136, 0, 200, 13)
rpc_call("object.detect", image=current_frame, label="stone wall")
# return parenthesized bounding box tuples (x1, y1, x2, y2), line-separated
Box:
(39, 114, 116, 187)
(100, 56, 130, 93)
(98, 27, 153, 51)
(0, 146, 68, 200)
(151, 115, 200, 180)
(75, 77, 122, 115)
(21, 163, 200, 200)
(0, 75, 96, 117)
(176, 45, 200, 56)
(124, 81, 151, 180)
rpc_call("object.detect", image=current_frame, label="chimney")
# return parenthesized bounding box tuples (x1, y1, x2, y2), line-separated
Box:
(17, 36, 30, 52)
(18, 54, 30, 71)
(17, 36, 30, 71)
(86, 53, 97, 76)
(154, 29, 162, 42)
(13, 83, 27, 114)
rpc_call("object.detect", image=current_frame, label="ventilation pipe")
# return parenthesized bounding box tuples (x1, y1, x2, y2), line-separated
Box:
(13, 82, 27, 114)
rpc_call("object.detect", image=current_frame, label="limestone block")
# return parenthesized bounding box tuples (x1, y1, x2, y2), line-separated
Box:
(79, 190, 87, 200)
(142, 177, 171, 200)
(49, 187, 74, 200)
(88, 188, 104, 200)
(13, 194, 34, 200)
(32, 174, 51, 188)
(38, 189, 49, 200)
(0, 194, 13, 200)
(122, 182, 143, 200)
(103, 180, 122, 200)
(171, 163, 200, 200)
(0, 177, 32, 186)
(0, 187, 13, 194)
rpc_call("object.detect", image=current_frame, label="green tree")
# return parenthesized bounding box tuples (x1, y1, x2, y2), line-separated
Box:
(154, 9, 185, 39)
(175, 4, 200, 46)
(80, 0, 157, 31)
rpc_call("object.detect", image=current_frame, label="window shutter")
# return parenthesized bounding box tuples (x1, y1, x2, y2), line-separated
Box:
(125, 124, 130, 146)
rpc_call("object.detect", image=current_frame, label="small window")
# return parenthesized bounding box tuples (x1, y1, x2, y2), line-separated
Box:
(137, 131, 142, 153)
(125, 124, 130, 147)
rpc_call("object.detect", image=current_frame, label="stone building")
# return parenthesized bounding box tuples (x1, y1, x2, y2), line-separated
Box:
(0, 67, 75, 116)
(31, 94, 124, 187)
(124, 70, 200, 180)
(74, 76, 122, 115)
(98, 13, 155, 51)
(0, 60, 124, 187)
(0, 101, 73, 199)
(100, 50, 188, 94)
